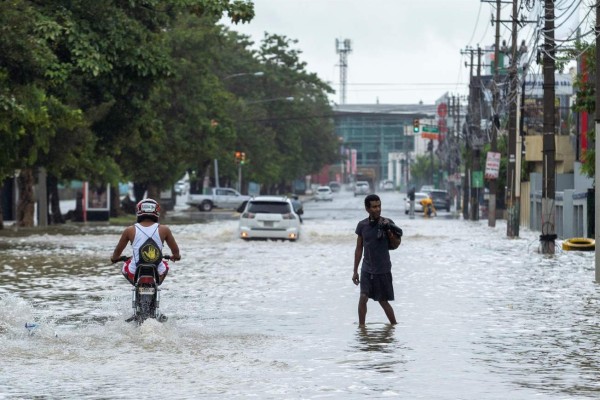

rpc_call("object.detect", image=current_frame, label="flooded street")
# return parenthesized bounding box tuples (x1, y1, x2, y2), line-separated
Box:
(1, 190, 599, 399)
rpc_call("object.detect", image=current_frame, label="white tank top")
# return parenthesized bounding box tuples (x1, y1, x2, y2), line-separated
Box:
(131, 223, 162, 270)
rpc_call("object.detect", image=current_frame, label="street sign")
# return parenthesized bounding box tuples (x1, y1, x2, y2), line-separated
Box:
(485, 152, 501, 179)
(422, 132, 439, 140)
(437, 103, 448, 118)
(422, 125, 439, 133)
(472, 171, 484, 188)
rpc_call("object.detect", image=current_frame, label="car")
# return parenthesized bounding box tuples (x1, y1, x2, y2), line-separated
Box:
(420, 185, 435, 193)
(428, 189, 451, 212)
(238, 196, 301, 241)
(328, 181, 341, 192)
(354, 181, 370, 197)
(314, 186, 333, 201)
(404, 191, 429, 214)
(380, 180, 394, 191)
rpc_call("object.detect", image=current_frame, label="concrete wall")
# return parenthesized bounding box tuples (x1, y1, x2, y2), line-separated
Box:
(524, 135, 577, 173)
(527, 162, 593, 238)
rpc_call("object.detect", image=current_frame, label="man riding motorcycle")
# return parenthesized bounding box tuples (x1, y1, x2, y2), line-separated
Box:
(110, 198, 181, 285)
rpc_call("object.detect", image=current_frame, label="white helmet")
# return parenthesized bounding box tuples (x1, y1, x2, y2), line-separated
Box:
(136, 198, 160, 219)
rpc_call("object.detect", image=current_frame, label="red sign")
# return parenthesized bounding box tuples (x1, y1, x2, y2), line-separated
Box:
(437, 118, 448, 133)
(437, 103, 448, 118)
(422, 132, 439, 140)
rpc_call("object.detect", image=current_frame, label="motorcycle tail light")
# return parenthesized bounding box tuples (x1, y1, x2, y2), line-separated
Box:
(138, 276, 154, 285)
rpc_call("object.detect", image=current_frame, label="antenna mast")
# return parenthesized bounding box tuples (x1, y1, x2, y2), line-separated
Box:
(336, 38, 352, 104)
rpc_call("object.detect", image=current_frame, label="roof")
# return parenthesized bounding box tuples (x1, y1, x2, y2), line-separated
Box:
(249, 196, 289, 202)
(333, 103, 437, 117)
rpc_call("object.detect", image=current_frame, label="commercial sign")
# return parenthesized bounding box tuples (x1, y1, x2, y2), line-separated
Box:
(485, 152, 501, 179)
(437, 103, 448, 118)
(422, 132, 439, 140)
(523, 73, 573, 97)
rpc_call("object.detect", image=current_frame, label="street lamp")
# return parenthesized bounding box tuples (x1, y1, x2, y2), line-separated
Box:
(223, 71, 264, 80)
(244, 96, 294, 105)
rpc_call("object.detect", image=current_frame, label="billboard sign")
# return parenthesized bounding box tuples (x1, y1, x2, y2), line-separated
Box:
(485, 152, 501, 179)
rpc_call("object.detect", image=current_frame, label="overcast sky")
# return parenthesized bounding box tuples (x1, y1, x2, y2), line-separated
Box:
(222, 0, 587, 106)
(221, 0, 509, 105)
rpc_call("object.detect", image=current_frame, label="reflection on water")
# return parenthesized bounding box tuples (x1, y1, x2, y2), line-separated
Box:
(352, 324, 409, 374)
(355, 324, 396, 353)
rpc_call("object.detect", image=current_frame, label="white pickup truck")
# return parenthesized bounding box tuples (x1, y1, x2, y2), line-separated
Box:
(186, 187, 250, 212)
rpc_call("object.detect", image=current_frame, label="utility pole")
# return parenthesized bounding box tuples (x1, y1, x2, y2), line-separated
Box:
(454, 95, 462, 213)
(594, 1, 600, 281)
(488, 0, 502, 227)
(463, 46, 484, 221)
(540, 0, 556, 254)
(506, 0, 519, 238)
(470, 46, 483, 221)
(461, 47, 476, 220)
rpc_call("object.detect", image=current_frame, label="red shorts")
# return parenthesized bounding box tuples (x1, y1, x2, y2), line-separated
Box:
(122, 259, 169, 284)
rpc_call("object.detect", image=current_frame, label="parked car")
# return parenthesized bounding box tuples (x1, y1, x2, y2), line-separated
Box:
(379, 180, 394, 191)
(404, 192, 429, 214)
(314, 186, 333, 201)
(186, 187, 250, 211)
(354, 181, 370, 197)
(328, 181, 341, 192)
(428, 189, 451, 212)
(238, 196, 301, 241)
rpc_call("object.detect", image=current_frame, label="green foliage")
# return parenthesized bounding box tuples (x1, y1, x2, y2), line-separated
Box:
(1, 0, 337, 218)
(411, 154, 438, 186)
(569, 43, 595, 178)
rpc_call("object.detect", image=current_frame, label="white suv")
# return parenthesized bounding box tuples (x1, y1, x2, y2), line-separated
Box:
(238, 196, 301, 241)
(353, 181, 370, 197)
(314, 186, 333, 201)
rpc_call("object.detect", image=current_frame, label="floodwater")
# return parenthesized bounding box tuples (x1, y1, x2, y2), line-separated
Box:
(0, 191, 598, 399)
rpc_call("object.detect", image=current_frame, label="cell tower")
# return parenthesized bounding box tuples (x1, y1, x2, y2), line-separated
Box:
(335, 38, 352, 104)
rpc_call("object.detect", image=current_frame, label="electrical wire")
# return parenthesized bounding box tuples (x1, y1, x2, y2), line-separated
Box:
(537, 1, 596, 55)
(466, 1, 484, 48)
(545, 0, 583, 30)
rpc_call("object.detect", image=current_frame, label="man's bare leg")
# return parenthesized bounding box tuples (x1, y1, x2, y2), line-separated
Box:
(379, 300, 397, 325)
(358, 293, 368, 326)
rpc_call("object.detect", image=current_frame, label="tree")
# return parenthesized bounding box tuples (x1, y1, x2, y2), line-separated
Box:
(411, 154, 437, 189)
(0, 0, 255, 227)
(245, 33, 338, 193)
(570, 45, 595, 178)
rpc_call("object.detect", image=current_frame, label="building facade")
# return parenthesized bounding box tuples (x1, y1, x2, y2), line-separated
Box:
(333, 104, 437, 189)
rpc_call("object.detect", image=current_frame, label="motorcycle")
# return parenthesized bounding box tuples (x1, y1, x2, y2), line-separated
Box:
(117, 255, 171, 324)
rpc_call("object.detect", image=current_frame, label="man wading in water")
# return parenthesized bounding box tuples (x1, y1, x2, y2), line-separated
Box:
(352, 194, 402, 327)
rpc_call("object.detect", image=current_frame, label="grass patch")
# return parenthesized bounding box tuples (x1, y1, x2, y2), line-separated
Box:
(109, 215, 136, 225)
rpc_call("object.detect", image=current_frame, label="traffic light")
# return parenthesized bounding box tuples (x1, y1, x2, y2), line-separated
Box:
(235, 151, 242, 163)
(240, 152, 246, 165)
(413, 118, 420, 133)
